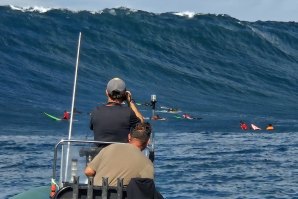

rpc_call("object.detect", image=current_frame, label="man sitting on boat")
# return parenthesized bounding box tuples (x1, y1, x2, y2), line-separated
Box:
(89, 77, 144, 143)
(85, 122, 153, 186)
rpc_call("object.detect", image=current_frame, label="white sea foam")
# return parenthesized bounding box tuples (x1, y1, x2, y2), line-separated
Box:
(173, 11, 196, 18)
(8, 5, 138, 16)
(108, 9, 117, 16)
(117, 6, 138, 13)
(9, 5, 52, 13)
(8, 5, 208, 19)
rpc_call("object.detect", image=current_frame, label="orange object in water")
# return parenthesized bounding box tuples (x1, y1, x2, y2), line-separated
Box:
(50, 184, 56, 198)
(266, 124, 274, 130)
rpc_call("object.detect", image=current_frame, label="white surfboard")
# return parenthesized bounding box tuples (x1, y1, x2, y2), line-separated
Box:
(251, 124, 261, 130)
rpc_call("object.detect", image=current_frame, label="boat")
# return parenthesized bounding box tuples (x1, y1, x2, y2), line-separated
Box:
(12, 33, 162, 199)
(12, 139, 157, 199)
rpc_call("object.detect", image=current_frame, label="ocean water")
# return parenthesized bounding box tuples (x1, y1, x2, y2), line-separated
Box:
(0, 5, 298, 199)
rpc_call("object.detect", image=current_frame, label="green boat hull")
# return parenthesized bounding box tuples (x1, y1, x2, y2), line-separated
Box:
(11, 186, 49, 199)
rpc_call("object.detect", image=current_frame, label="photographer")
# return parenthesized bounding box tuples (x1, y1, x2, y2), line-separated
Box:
(90, 77, 144, 143)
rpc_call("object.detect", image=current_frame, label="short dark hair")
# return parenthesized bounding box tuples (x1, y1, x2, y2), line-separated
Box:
(108, 90, 126, 101)
(130, 122, 152, 143)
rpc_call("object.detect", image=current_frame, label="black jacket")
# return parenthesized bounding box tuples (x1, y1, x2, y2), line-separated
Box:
(127, 178, 164, 199)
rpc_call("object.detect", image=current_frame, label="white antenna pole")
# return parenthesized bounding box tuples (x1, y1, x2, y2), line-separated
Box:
(64, 32, 82, 181)
(68, 32, 82, 138)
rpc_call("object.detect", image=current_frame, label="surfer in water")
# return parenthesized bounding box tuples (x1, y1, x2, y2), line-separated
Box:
(182, 113, 193, 120)
(167, 108, 179, 113)
(266, 124, 274, 131)
(240, 121, 248, 130)
(151, 114, 165, 120)
(173, 113, 201, 120)
(62, 110, 70, 120)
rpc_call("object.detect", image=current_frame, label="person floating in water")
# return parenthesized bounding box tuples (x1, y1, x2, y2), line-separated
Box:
(173, 113, 202, 120)
(266, 124, 274, 131)
(151, 114, 165, 120)
(62, 110, 70, 120)
(167, 108, 179, 113)
(240, 121, 248, 130)
(182, 113, 193, 120)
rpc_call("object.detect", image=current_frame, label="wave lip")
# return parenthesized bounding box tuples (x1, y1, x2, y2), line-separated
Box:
(6, 5, 226, 19)
(9, 5, 52, 13)
(173, 11, 197, 18)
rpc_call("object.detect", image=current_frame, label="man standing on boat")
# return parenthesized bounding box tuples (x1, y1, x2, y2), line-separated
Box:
(85, 122, 153, 186)
(90, 77, 144, 143)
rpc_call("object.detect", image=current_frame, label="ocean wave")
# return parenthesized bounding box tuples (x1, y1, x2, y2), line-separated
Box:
(0, 5, 297, 129)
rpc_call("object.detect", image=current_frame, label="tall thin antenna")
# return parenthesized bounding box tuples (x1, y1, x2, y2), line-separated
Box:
(64, 32, 82, 181)
(68, 32, 82, 138)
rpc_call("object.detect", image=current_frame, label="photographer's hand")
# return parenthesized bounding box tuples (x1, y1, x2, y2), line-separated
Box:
(126, 91, 132, 102)
(126, 91, 144, 123)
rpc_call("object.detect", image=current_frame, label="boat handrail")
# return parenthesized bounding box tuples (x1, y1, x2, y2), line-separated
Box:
(52, 139, 124, 182)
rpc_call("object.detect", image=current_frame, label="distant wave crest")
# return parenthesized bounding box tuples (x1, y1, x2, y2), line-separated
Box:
(173, 11, 197, 18)
(9, 5, 52, 13)
(7, 5, 222, 18)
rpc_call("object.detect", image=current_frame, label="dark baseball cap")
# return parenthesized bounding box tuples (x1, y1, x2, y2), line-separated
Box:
(106, 78, 126, 95)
